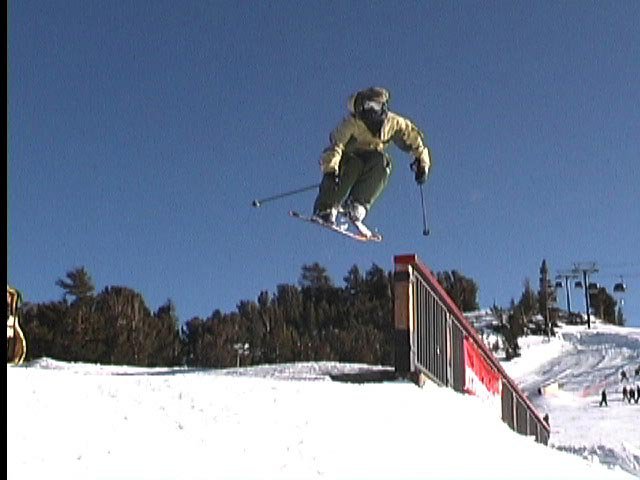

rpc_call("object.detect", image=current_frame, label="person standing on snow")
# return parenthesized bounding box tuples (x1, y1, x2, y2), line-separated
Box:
(312, 87, 432, 232)
(599, 389, 608, 407)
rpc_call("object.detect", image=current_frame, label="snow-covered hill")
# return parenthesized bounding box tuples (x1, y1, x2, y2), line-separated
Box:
(6, 321, 639, 479)
(502, 321, 640, 476)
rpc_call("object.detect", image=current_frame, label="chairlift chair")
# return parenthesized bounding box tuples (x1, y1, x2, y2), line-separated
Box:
(555, 281, 564, 289)
(614, 279, 626, 293)
(574, 280, 583, 289)
(588, 282, 599, 293)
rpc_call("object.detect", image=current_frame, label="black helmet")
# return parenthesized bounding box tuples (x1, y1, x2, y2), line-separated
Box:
(348, 87, 390, 136)
(348, 87, 390, 115)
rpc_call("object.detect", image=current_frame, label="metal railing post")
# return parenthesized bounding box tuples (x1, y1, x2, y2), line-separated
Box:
(394, 263, 414, 375)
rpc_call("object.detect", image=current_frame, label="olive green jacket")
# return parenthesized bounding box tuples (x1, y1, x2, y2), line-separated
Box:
(320, 112, 431, 175)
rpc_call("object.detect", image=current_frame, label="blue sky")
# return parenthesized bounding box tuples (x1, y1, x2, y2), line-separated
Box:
(8, 1, 640, 328)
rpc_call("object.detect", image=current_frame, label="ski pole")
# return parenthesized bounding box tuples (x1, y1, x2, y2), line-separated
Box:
(419, 184, 430, 236)
(251, 183, 319, 208)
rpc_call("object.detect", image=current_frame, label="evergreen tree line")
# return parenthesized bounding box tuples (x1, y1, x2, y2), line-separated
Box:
(16, 260, 622, 368)
(19, 264, 479, 368)
(183, 263, 397, 368)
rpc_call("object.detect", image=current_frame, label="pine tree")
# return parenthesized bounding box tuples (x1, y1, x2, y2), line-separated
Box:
(436, 270, 479, 312)
(589, 287, 617, 324)
(299, 263, 333, 289)
(518, 279, 538, 318)
(55, 267, 95, 301)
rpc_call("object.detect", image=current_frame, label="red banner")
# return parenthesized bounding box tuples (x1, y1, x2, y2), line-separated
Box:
(464, 337, 502, 401)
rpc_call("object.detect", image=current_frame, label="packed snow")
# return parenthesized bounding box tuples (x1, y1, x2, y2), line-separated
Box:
(7, 321, 639, 479)
(502, 321, 640, 476)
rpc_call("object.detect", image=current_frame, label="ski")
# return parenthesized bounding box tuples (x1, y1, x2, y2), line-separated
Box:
(288, 211, 382, 242)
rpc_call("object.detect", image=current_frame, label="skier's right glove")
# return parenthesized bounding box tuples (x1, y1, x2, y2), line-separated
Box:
(324, 171, 340, 190)
(411, 159, 427, 185)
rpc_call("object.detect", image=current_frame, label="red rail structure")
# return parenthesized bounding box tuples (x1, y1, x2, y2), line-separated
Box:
(394, 254, 550, 445)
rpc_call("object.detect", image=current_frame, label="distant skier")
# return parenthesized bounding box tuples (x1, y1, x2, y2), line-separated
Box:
(636, 385, 640, 404)
(629, 387, 636, 404)
(622, 385, 629, 403)
(311, 87, 432, 233)
(599, 389, 608, 407)
(620, 369, 628, 383)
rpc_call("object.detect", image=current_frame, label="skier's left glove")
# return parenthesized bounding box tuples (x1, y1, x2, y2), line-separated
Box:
(411, 159, 427, 185)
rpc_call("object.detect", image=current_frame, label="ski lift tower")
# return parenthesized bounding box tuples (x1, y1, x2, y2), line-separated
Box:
(233, 342, 250, 368)
(555, 270, 581, 315)
(572, 262, 599, 329)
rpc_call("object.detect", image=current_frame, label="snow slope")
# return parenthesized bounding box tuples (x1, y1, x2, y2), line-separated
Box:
(6, 322, 639, 479)
(502, 321, 640, 476)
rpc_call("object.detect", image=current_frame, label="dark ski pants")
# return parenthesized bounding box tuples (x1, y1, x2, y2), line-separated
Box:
(313, 150, 391, 214)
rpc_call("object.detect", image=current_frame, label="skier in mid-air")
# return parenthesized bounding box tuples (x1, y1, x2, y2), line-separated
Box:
(311, 87, 432, 236)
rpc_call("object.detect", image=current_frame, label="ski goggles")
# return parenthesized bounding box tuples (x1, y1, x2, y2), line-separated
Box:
(362, 99, 385, 112)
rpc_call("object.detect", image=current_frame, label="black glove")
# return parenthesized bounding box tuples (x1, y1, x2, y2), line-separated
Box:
(324, 171, 340, 190)
(411, 159, 427, 185)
